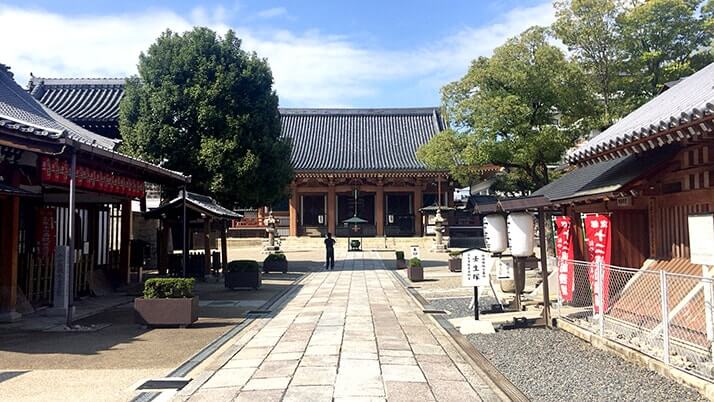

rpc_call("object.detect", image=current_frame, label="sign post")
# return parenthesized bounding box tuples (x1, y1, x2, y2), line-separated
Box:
(462, 249, 494, 320)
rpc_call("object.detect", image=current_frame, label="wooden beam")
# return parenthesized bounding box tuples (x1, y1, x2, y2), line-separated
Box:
(119, 200, 132, 284)
(289, 183, 298, 237)
(414, 180, 423, 237)
(220, 222, 228, 273)
(203, 217, 211, 277)
(327, 182, 336, 235)
(375, 181, 384, 237)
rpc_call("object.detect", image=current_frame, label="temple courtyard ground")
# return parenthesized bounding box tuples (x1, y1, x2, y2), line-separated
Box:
(0, 246, 705, 401)
(168, 251, 507, 402)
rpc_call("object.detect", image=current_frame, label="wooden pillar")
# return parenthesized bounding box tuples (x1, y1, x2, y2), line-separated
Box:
(0, 196, 20, 319)
(375, 180, 385, 236)
(289, 183, 298, 237)
(203, 217, 211, 276)
(414, 179, 423, 237)
(158, 221, 170, 275)
(220, 221, 228, 272)
(327, 182, 336, 235)
(119, 200, 132, 284)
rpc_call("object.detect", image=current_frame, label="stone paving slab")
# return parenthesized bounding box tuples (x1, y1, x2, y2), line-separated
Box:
(173, 251, 505, 401)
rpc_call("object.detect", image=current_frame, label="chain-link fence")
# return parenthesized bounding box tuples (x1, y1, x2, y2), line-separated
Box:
(556, 259, 714, 380)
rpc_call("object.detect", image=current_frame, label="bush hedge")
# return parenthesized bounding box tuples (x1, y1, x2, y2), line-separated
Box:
(227, 260, 261, 273)
(143, 278, 195, 299)
(264, 253, 287, 263)
(395, 251, 405, 260)
(448, 250, 461, 257)
(408, 257, 422, 268)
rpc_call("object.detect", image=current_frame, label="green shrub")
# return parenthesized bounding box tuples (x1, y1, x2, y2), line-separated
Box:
(264, 253, 287, 263)
(143, 278, 194, 299)
(227, 260, 260, 273)
(448, 250, 461, 257)
(395, 251, 405, 260)
(350, 239, 361, 249)
(408, 257, 422, 268)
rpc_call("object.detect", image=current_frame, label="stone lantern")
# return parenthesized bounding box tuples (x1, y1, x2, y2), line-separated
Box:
(434, 208, 447, 252)
(264, 210, 280, 251)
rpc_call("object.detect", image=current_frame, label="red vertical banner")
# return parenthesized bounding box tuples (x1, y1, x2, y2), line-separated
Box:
(584, 214, 612, 314)
(554, 216, 574, 302)
(36, 207, 56, 257)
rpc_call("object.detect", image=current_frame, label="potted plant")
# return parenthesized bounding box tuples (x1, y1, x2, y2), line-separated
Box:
(225, 260, 262, 290)
(448, 250, 462, 272)
(134, 278, 198, 327)
(408, 257, 424, 282)
(263, 253, 288, 273)
(395, 251, 406, 269)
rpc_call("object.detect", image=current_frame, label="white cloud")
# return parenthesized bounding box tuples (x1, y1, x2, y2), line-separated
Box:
(0, 2, 556, 107)
(256, 7, 288, 19)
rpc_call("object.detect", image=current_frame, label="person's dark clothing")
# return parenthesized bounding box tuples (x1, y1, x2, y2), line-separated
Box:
(325, 237, 336, 270)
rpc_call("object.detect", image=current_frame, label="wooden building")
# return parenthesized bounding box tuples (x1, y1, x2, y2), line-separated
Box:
(280, 108, 452, 238)
(526, 61, 714, 270)
(0, 64, 187, 321)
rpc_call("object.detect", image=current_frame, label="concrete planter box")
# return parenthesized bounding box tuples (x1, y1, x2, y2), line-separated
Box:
(225, 271, 262, 290)
(396, 259, 407, 269)
(408, 265, 424, 282)
(448, 257, 462, 272)
(263, 260, 288, 273)
(134, 296, 199, 327)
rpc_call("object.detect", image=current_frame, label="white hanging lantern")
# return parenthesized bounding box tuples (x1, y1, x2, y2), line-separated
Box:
(508, 212, 535, 257)
(483, 214, 507, 253)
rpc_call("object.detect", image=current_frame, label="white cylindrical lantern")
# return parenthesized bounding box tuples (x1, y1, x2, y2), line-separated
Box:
(508, 212, 535, 257)
(483, 214, 508, 253)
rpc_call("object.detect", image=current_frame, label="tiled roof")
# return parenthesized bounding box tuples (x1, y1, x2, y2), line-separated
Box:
(568, 62, 714, 163)
(29, 77, 124, 124)
(280, 108, 444, 171)
(28, 77, 446, 172)
(0, 65, 118, 150)
(0, 64, 186, 183)
(146, 191, 242, 220)
(533, 145, 677, 202)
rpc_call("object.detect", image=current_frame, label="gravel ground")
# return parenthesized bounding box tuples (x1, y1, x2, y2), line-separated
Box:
(468, 328, 707, 402)
(428, 296, 502, 315)
(429, 297, 706, 401)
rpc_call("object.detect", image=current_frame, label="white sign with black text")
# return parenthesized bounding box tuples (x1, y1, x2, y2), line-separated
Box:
(461, 249, 494, 287)
(411, 245, 420, 260)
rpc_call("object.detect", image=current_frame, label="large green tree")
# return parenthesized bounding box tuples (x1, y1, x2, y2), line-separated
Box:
(120, 27, 292, 207)
(617, 0, 713, 109)
(554, 0, 623, 124)
(418, 27, 595, 193)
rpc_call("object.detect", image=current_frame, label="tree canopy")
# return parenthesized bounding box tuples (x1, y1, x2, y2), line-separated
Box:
(419, 0, 714, 194)
(418, 27, 595, 193)
(120, 27, 293, 207)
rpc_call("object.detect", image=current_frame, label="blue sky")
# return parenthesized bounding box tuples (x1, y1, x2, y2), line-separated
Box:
(0, 0, 555, 107)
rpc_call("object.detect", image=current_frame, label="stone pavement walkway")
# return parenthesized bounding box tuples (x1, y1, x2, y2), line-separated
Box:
(172, 252, 506, 402)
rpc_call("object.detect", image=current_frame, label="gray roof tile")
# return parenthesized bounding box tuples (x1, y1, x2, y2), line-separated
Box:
(568, 62, 714, 163)
(29, 77, 124, 123)
(28, 78, 446, 173)
(0, 66, 118, 150)
(534, 145, 677, 201)
(280, 108, 444, 171)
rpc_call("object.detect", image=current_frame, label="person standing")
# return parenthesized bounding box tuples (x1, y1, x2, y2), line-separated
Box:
(324, 232, 336, 270)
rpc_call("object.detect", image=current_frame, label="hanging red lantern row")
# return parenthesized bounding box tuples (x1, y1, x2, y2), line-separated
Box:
(39, 156, 145, 198)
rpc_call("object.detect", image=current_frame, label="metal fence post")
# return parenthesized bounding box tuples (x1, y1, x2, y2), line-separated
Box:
(598, 261, 605, 337)
(660, 269, 670, 366)
(704, 266, 714, 362)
